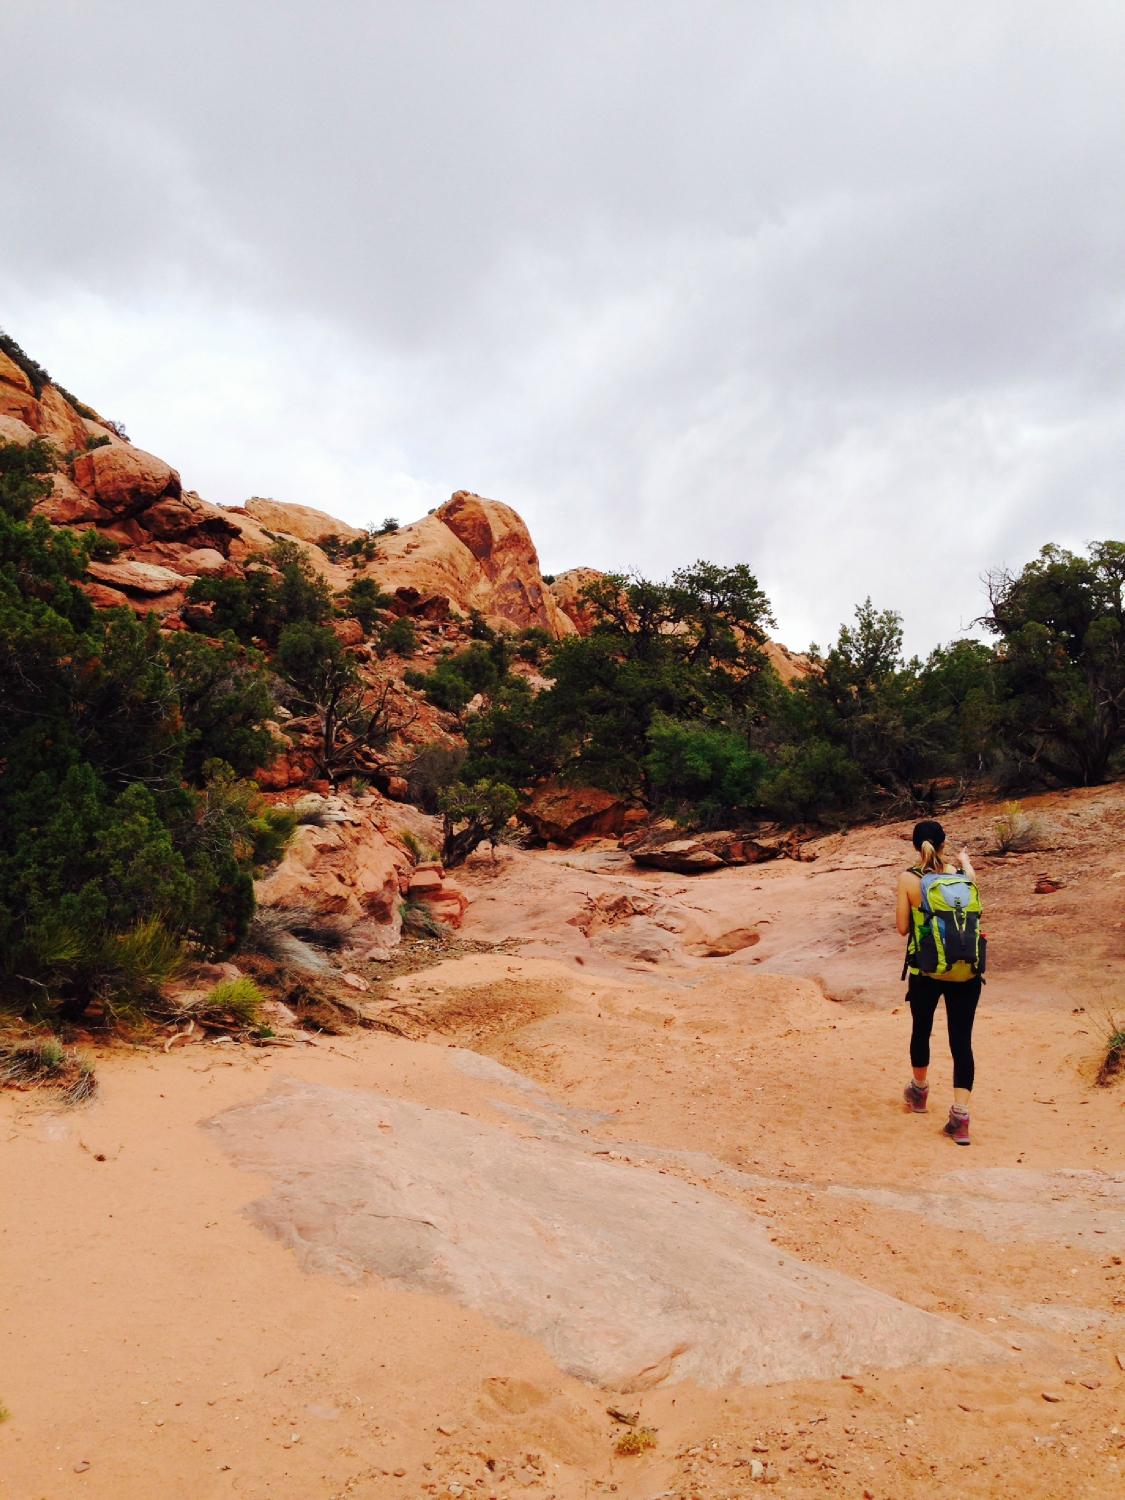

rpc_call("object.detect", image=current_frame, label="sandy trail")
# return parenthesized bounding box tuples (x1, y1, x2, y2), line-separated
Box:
(1, 787, 1123, 1498)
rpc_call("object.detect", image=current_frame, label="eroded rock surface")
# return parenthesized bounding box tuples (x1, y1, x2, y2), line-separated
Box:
(208, 1078, 996, 1391)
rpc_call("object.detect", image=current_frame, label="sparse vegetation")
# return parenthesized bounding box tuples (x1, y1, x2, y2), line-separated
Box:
(405, 742, 467, 811)
(399, 830, 437, 863)
(1097, 1013, 1125, 1086)
(991, 800, 1048, 854)
(614, 1426, 657, 1456)
(0, 1039, 96, 1104)
(243, 905, 351, 971)
(399, 896, 443, 938)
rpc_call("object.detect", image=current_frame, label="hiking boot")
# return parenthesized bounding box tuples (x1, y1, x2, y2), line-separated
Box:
(942, 1108, 971, 1145)
(903, 1080, 929, 1113)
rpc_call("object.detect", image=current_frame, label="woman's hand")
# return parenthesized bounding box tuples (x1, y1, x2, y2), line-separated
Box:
(958, 846, 975, 878)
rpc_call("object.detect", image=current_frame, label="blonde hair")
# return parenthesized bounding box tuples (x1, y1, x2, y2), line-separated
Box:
(918, 838, 944, 874)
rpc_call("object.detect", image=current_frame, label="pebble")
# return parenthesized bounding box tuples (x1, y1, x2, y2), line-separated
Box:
(393, 1468, 407, 1478)
(436, 1423, 458, 1436)
(1041, 1392, 1064, 1403)
(750, 1459, 765, 1480)
(1080, 1379, 1101, 1390)
(751, 1441, 768, 1452)
(74, 1461, 91, 1473)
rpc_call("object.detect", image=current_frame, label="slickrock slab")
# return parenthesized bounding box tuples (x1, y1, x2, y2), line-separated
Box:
(207, 1079, 997, 1391)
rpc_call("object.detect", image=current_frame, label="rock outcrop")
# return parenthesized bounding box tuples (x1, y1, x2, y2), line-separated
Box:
(625, 823, 814, 872)
(548, 566, 603, 635)
(519, 783, 637, 845)
(254, 795, 414, 952)
(361, 491, 576, 636)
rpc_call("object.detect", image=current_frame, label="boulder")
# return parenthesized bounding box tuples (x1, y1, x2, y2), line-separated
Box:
(174, 547, 228, 577)
(86, 558, 189, 597)
(520, 782, 632, 845)
(685, 927, 761, 957)
(331, 617, 365, 647)
(36, 473, 105, 525)
(71, 442, 180, 514)
(81, 581, 132, 610)
(255, 800, 412, 944)
(0, 413, 37, 447)
(628, 825, 814, 873)
(253, 749, 318, 791)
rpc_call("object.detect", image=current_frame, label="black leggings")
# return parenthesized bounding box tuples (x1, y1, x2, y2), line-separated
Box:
(907, 974, 982, 1091)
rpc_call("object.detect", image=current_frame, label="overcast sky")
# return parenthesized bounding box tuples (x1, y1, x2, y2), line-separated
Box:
(3, 1, 1122, 654)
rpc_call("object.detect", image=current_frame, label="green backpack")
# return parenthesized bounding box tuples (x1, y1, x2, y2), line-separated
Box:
(901, 870, 987, 982)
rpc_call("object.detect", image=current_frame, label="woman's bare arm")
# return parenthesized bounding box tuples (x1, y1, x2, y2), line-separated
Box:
(958, 846, 976, 881)
(896, 872, 914, 936)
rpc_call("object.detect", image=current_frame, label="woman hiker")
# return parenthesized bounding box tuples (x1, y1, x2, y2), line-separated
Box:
(896, 819, 985, 1145)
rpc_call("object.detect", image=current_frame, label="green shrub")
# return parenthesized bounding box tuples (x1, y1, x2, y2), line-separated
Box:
(644, 715, 768, 825)
(468, 609, 495, 641)
(205, 977, 265, 1024)
(249, 805, 298, 866)
(515, 627, 551, 664)
(379, 615, 417, 656)
(0, 440, 271, 1022)
(761, 740, 865, 824)
(440, 778, 519, 866)
(408, 641, 509, 712)
(345, 576, 393, 633)
(186, 540, 331, 646)
(164, 633, 279, 780)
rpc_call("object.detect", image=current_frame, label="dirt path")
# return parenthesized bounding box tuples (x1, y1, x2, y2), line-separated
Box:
(1, 788, 1122, 1498)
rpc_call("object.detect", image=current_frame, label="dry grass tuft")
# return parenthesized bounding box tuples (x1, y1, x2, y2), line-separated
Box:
(0, 1038, 96, 1105)
(1096, 1012, 1125, 1086)
(991, 800, 1048, 854)
(615, 1426, 657, 1456)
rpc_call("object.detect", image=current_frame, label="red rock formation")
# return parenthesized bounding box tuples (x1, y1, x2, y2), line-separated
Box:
(548, 566, 603, 635)
(519, 782, 633, 845)
(365, 492, 576, 636)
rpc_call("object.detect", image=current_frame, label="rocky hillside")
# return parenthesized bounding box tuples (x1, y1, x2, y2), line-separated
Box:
(1, 344, 576, 633)
(1, 345, 812, 667)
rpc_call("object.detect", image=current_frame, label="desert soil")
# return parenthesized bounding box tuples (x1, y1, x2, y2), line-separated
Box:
(1, 786, 1123, 1499)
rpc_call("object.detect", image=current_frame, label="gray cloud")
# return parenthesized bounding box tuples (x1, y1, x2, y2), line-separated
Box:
(3, 0, 1122, 652)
